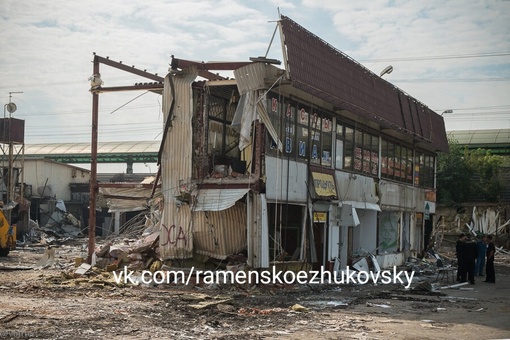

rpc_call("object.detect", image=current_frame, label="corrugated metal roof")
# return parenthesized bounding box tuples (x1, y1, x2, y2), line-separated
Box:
(24, 141, 160, 155)
(279, 15, 449, 152)
(447, 129, 510, 145)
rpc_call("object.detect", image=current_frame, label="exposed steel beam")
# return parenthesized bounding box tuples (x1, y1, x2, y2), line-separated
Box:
(96, 84, 164, 92)
(171, 57, 252, 71)
(94, 54, 164, 82)
(98, 183, 161, 189)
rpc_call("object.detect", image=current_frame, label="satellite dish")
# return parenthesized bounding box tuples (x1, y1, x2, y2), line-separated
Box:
(6, 102, 17, 114)
(380, 65, 393, 77)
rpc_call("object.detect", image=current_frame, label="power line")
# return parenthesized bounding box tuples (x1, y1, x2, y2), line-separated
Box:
(359, 51, 510, 63)
(393, 77, 510, 83)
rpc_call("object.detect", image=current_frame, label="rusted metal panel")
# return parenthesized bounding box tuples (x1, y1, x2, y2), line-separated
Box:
(279, 15, 448, 152)
(160, 68, 198, 259)
(193, 202, 247, 260)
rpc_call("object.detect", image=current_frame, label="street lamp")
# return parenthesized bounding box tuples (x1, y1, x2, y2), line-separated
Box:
(441, 109, 453, 116)
(380, 65, 393, 77)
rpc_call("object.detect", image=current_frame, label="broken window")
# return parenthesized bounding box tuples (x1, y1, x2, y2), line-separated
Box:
(206, 87, 241, 173)
(268, 203, 303, 261)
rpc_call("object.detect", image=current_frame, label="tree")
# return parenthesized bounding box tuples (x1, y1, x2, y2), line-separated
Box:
(436, 138, 502, 206)
(436, 138, 472, 206)
(466, 149, 502, 202)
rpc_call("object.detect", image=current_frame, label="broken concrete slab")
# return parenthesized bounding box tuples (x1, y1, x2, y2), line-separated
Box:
(34, 247, 56, 269)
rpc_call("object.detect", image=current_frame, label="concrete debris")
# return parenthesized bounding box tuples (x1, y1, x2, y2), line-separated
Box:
(74, 263, 92, 277)
(412, 281, 434, 292)
(34, 247, 56, 269)
(93, 231, 160, 272)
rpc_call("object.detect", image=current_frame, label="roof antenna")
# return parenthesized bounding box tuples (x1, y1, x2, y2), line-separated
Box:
(264, 23, 279, 58)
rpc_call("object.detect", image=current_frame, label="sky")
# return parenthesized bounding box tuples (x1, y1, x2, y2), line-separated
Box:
(1, 0, 509, 172)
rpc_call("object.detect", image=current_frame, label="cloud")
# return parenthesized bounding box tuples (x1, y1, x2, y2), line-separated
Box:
(0, 0, 508, 148)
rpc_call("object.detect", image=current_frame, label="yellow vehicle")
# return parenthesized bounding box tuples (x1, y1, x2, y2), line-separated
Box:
(0, 210, 16, 256)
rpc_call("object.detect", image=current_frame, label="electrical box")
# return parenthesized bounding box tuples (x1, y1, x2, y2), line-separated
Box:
(0, 118, 25, 144)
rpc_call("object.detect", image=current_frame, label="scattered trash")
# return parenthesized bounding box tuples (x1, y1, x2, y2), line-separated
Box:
(468, 308, 485, 312)
(440, 282, 469, 290)
(290, 304, 309, 312)
(412, 281, 433, 292)
(365, 302, 391, 308)
(74, 263, 92, 277)
(238, 307, 287, 315)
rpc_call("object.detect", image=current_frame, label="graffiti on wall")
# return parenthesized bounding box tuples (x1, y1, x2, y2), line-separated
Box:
(161, 224, 188, 247)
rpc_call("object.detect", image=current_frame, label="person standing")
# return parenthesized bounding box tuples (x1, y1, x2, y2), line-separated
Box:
(456, 233, 466, 281)
(475, 234, 487, 276)
(464, 235, 478, 284)
(484, 235, 496, 283)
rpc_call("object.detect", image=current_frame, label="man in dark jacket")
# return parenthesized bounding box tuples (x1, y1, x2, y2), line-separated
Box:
(463, 235, 478, 284)
(484, 235, 496, 283)
(456, 233, 466, 281)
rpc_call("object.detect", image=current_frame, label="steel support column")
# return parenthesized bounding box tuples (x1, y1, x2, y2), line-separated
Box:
(88, 56, 99, 263)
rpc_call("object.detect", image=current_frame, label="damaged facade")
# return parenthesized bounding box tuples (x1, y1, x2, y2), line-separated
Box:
(87, 15, 448, 271)
(155, 15, 448, 271)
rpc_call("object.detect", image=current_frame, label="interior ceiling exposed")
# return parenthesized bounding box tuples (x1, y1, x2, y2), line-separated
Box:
(279, 15, 449, 152)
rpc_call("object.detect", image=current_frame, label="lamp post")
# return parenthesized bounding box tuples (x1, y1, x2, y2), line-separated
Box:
(441, 109, 453, 116)
(380, 65, 393, 77)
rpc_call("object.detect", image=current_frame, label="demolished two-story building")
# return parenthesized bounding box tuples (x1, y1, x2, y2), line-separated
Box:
(156, 15, 448, 271)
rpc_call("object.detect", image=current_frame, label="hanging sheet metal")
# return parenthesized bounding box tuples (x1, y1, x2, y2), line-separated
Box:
(233, 63, 282, 152)
(160, 68, 198, 259)
(192, 188, 249, 212)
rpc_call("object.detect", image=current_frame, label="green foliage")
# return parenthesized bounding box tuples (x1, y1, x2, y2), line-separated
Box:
(466, 149, 502, 202)
(437, 138, 502, 206)
(437, 138, 472, 206)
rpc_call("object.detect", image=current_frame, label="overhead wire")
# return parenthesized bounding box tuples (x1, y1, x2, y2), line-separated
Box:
(358, 51, 510, 63)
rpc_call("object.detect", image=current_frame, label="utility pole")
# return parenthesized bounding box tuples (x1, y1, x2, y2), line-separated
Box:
(2, 91, 23, 224)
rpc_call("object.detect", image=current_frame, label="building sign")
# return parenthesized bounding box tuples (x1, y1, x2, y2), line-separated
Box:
(313, 212, 327, 222)
(311, 170, 338, 198)
(425, 189, 436, 202)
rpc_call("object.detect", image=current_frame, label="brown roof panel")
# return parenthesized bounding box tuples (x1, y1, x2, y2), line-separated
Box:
(280, 15, 448, 152)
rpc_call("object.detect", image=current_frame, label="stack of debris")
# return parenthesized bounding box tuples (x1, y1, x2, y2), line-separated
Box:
(94, 231, 160, 271)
